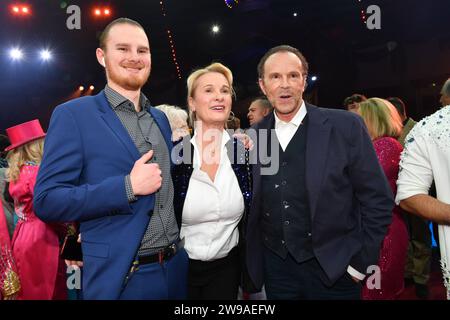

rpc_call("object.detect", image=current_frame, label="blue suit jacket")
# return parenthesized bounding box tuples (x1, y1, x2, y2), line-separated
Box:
(34, 91, 173, 299)
(246, 103, 394, 290)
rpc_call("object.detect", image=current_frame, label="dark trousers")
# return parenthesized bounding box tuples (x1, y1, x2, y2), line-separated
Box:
(119, 248, 189, 300)
(263, 247, 361, 300)
(188, 246, 240, 300)
(404, 213, 431, 285)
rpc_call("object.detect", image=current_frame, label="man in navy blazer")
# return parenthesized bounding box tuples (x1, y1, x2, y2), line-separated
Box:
(246, 45, 393, 299)
(34, 18, 188, 299)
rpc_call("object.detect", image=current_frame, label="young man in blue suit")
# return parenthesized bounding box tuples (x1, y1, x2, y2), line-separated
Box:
(246, 45, 394, 299)
(34, 18, 188, 299)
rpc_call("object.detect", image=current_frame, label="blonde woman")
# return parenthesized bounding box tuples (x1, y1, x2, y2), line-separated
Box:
(357, 98, 409, 299)
(5, 120, 67, 300)
(172, 63, 253, 299)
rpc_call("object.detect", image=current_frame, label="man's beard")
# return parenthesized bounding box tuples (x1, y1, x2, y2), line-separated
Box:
(107, 64, 150, 91)
(118, 75, 148, 91)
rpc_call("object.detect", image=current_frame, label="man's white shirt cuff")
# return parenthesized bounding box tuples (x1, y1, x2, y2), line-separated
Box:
(347, 265, 365, 280)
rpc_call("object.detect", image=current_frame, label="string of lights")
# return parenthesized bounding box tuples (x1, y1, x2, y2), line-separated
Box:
(159, 0, 182, 80)
(357, 0, 368, 25)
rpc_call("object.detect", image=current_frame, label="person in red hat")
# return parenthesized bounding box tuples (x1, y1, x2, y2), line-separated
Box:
(4, 119, 67, 300)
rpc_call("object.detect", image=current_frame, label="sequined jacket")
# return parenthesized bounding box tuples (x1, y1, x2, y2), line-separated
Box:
(172, 134, 257, 292)
(398, 117, 417, 147)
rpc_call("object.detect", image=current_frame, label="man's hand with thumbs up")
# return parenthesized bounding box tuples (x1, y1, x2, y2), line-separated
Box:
(129, 150, 162, 196)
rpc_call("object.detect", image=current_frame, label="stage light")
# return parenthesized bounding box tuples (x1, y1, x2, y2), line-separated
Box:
(212, 25, 220, 33)
(93, 7, 111, 17)
(39, 49, 52, 61)
(89, 85, 95, 90)
(311, 76, 318, 81)
(79, 86, 85, 91)
(11, 4, 31, 15)
(9, 48, 23, 60)
(293, 12, 298, 17)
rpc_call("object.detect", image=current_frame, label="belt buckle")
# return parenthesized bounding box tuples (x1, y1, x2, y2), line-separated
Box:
(158, 242, 178, 265)
(165, 243, 177, 262)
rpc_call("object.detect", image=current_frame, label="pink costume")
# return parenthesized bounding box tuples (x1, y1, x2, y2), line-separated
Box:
(362, 137, 409, 299)
(9, 164, 66, 300)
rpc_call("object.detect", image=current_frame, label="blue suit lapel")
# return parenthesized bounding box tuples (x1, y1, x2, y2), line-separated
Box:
(305, 104, 331, 220)
(94, 91, 141, 161)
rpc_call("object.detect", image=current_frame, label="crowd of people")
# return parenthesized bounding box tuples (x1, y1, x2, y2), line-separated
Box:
(1, 17, 450, 300)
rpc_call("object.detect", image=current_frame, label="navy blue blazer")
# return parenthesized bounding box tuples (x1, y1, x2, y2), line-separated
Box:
(246, 103, 394, 290)
(34, 91, 173, 299)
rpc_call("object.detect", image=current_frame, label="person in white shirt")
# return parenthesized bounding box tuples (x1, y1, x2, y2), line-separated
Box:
(246, 45, 393, 300)
(396, 103, 450, 299)
(171, 62, 253, 299)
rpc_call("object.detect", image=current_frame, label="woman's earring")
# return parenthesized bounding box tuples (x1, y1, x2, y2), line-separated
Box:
(228, 111, 235, 122)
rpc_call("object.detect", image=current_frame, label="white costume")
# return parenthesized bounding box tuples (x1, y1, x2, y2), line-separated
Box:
(396, 105, 450, 298)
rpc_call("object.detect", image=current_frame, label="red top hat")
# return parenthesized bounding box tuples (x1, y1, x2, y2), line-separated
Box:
(5, 119, 46, 152)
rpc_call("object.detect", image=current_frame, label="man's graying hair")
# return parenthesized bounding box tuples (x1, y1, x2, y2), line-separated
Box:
(257, 45, 309, 79)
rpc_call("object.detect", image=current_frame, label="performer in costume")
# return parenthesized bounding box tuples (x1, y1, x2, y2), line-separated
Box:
(396, 102, 450, 299)
(5, 120, 67, 300)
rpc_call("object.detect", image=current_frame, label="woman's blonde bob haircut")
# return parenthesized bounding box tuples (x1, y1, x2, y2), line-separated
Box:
(186, 62, 235, 127)
(358, 97, 403, 140)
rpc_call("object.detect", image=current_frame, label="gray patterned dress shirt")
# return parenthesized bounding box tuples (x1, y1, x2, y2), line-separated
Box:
(104, 85, 179, 257)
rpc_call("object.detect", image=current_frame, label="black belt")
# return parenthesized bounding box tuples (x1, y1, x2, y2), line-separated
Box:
(137, 239, 184, 265)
